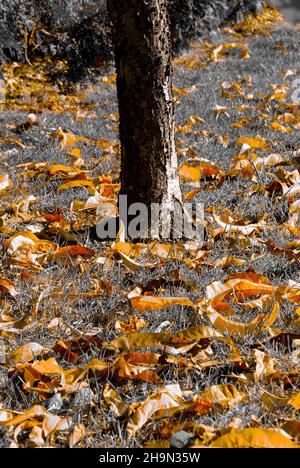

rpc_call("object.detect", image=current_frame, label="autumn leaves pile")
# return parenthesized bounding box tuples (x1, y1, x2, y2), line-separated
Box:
(0, 265, 299, 447)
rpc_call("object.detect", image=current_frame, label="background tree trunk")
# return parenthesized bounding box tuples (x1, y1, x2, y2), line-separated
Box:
(108, 0, 182, 211)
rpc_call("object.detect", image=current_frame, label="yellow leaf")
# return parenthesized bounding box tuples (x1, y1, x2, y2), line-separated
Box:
(213, 212, 258, 235)
(48, 164, 82, 176)
(57, 179, 96, 194)
(0, 278, 19, 297)
(109, 325, 223, 353)
(254, 350, 280, 381)
(200, 384, 248, 409)
(54, 128, 90, 148)
(0, 405, 47, 427)
(269, 121, 291, 133)
(115, 316, 148, 334)
(261, 388, 289, 411)
(67, 147, 81, 159)
(288, 392, 300, 410)
(211, 428, 297, 448)
(4, 231, 56, 255)
(215, 256, 247, 268)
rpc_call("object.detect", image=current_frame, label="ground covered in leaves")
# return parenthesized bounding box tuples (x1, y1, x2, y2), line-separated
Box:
(0, 7, 299, 448)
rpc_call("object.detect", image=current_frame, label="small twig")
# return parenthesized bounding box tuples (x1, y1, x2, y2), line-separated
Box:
(24, 27, 36, 69)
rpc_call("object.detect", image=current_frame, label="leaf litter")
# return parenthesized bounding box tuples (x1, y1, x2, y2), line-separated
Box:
(0, 6, 299, 448)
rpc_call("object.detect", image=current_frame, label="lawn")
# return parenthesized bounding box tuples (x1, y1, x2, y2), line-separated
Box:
(0, 7, 299, 448)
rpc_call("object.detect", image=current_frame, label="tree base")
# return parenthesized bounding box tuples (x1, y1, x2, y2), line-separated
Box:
(92, 198, 204, 244)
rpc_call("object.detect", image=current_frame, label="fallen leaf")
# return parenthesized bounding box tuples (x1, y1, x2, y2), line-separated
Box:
(211, 428, 296, 448)
(127, 384, 183, 437)
(131, 296, 194, 312)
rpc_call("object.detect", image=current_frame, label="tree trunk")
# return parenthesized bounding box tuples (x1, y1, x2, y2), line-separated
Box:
(108, 0, 182, 215)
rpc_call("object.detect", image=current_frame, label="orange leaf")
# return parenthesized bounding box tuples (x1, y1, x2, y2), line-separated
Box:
(211, 428, 297, 448)
(115, 316, 148, 334)
(0, 174, 12, 193)
(52, 245, 93, 260)
(0, 278, 19, 297)
(179, 158, 223, 183)
(131, 296, 194, 312)
(236, 136, 269, 150)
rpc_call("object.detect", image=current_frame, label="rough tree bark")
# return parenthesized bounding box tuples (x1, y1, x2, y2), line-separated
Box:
(108, 0, 182, 216)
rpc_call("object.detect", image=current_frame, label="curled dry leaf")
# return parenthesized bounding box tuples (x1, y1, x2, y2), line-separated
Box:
(47, 164, 83, 177)
(131, 295, 194, 312)
(215, 256, 247, 268)
(213, 212, 259, 235)
(172, 85, 197, 96)
(57, 179, 97, 194)
(208, 309, 266, 336)
(288, 392, 300, 410)
(115, 315, 148, 334)
(4, 231, 57, 257)
(0, 278, 19, 297)
(0, 405, 47, 427)
(50, 245, 94, 263)
(113, 242, 157, 270)
(109, 325, 223, 354)
(212, 43, 250, 61)
(127, 384, 183, 437)
(0, 316, 35, 334)
(254, 349, 281, 382)
(261, 388, 290, 412)
(112, 356, 162, 384)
